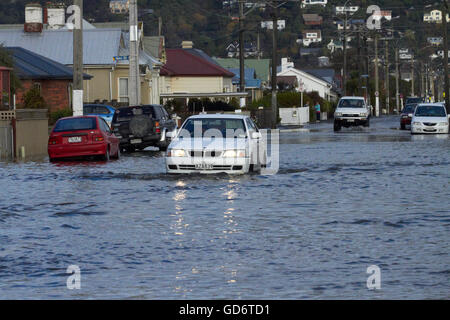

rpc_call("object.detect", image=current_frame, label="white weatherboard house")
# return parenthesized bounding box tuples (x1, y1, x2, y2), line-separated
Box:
(277, 58, 333, 101)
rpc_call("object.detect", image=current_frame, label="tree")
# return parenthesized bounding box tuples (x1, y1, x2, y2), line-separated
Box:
(22, 85, 48, 109)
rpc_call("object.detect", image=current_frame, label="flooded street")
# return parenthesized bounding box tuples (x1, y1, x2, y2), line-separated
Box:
(0, 116, 449, 299)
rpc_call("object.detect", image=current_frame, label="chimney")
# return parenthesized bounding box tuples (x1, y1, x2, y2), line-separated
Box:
(24, 3, 43, 33)
(181, 41, 194, 49)
(46, 4, 66, 30)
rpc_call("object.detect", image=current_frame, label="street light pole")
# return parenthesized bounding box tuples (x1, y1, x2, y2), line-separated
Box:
(129, 0, 140, 106)
(271, 7, 278, 129)
(73, 0, 83, 116)
(239, 1, 246, 107)
(443, 0, 449, 110)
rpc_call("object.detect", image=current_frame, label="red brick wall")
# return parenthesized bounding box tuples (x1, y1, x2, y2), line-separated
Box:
(16, 79, 71, 113)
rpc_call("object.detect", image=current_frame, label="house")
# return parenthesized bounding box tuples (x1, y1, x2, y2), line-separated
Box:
(225, 41, 258, 58)
(302, 14, 323, 26)
(327, 39, 344, 53)
(226, 68, 263, 101)
(335, 6, 360, 15)
(423, 10, 450, 23)
(318, 56, 330, 67)
(302, 30, 322, 47)
(399, 49, 413, 60)
(6, 47, 92, 112)
(428, 37, 443, 46)
(336, 19, 365, 30)
(159, 42, 235, 101)
(214, 58, 271, 88)
(301, 0, 327, 8)
(261, 20, 286, 30)
(373, 10, 392, 21)
(277, 58, 334, 101)
(110, 0, 130, 14)
(0, 4, 163, 106)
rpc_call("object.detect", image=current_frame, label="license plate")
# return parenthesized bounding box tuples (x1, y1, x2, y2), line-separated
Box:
(130, 139, 142, 144)
(347, 119, 355, 122)
(196, 163, 213, 170)
(68, 137, 82, 143)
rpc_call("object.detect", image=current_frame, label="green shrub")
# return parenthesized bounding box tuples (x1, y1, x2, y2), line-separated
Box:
(22, 86, 48, 109)
(49, 108, 73, 125)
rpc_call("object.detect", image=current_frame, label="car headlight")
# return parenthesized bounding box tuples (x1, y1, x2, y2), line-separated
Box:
(335, 112, 342, 117)
(222, 149, 246, 158)
(167, 149, 186, 157)
(360, 113, 367, 117)
(439, 122, 448, 126)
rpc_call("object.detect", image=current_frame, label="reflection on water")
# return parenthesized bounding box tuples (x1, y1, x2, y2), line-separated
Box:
(0, 117, 449, 299)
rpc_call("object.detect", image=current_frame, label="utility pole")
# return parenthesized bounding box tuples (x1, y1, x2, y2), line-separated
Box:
(73, 0, 83, 116)
(395, 46, 400, 112)
(375, 34, 380, 117)
(129, 0, 140, 106)
(271, 7, 278, 129)
(158, 17, 162, 37)
(343, 11, 348, 96)
(257, 32, 261, 60)
(385, 39, 390, 114)
(411, 57, 414, 96)
(239, 1, 246, 107)
(443, 0, 449, 110)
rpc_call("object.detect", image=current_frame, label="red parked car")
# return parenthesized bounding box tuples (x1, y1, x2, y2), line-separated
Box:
(48, 116, 120, 161)
(400, 104, 417, 130)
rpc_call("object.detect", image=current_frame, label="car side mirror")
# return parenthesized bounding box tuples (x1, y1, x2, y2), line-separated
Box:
(166, 129, 178, 139)
(251, 132, 262, 139)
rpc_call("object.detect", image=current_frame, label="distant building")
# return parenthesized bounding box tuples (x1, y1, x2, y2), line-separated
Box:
(428, 37, 443, 46)
(302, 14, 323, 26)
(261, 20, 286, 30)
(301, 0, 328, 8)
(335, 6, 360, 15)
(225, 41, 259, 58)
(373, 10, 392, 21)
(110, 0, 130, 14)
(327, 39, 343, 53)
(423, 10, 450, 23)
(302, 30, 322, 47)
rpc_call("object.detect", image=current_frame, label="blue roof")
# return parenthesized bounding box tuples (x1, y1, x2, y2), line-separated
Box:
(7, 47, 92, 80)
(0, 29, 123, 65)
(227, 68, 262, 88)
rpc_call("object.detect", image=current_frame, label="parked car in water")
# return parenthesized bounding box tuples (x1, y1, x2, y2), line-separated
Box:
(411, 104, 449, 134)
(83, 104, 116, 127)
(166, 114, 266, 174)
(400, 103, 417, 130)
(48, 116, 120, 161)
(111, 105, 176, 152)
(333, 96, 371, 131)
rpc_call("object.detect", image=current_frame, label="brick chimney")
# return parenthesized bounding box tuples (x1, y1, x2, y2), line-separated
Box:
(24, 3, 43, 33)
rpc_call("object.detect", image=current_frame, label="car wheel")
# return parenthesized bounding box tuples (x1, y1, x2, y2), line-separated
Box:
(364, 118, 370, 127)
(334, 120, 341, 132)
(102, 148, 110, 161)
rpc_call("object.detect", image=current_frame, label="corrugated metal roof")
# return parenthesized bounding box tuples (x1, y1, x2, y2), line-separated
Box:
(7, 46, 92, 80)
(0, 28, 122, 65)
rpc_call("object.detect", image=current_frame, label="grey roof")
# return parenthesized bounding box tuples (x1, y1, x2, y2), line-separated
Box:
(7, 46, 92, 80)
(143, 36, 164, 59)
(0, 28, 123, 65)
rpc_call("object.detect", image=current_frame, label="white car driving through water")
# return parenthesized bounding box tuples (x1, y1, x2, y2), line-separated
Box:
(166, 114, 266, 174)
(333, 96, 371, 132)
(411, 103, 449, 134)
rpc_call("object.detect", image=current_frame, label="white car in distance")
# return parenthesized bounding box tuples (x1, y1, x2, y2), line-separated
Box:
(165, 114, 266, 174)
(410, 103, 449, 134)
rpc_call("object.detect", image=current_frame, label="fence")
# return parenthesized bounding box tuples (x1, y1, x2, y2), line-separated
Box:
(0, 120, 13, 161)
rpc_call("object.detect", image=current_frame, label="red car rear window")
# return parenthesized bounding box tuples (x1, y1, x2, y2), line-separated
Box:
(54, 118, 97, 132)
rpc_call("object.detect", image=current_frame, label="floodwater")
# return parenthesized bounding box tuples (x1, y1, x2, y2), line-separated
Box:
(0, 116, 449, 299)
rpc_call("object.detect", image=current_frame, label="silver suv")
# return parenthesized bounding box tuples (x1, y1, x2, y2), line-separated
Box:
(334, 97, 371, 132)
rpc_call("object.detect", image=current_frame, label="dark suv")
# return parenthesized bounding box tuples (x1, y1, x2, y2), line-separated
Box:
(111, 105, 176, 152)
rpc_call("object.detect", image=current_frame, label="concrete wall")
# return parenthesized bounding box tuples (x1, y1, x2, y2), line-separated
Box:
(15, 109, 48, 159)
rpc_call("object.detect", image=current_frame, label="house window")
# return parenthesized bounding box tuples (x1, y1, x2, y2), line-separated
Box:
(119, 78, 129, 103)
(33, 82, 42, 94)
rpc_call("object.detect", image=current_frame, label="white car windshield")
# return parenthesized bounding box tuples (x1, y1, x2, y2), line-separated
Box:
(415, 106, 446, 117)
(338, 99, 365, 108)
(180, 118, 247, 138)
